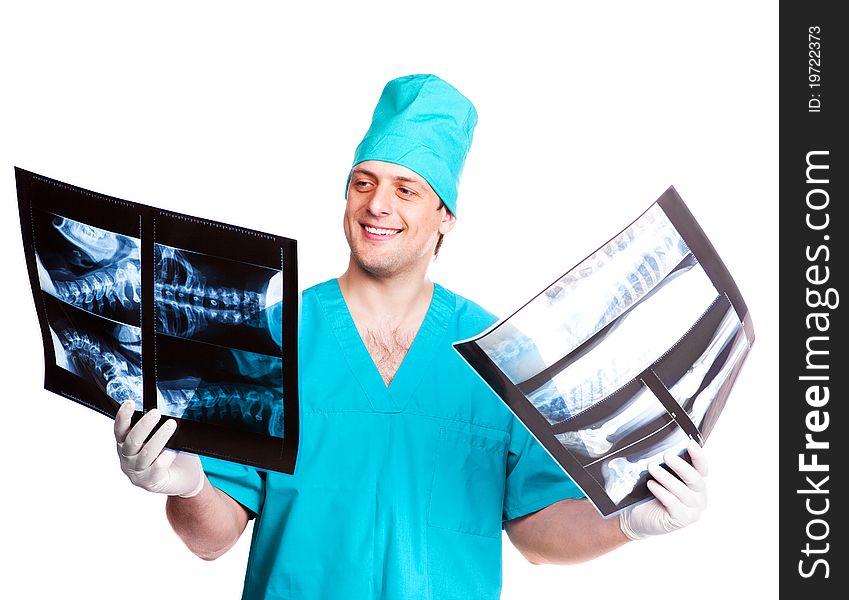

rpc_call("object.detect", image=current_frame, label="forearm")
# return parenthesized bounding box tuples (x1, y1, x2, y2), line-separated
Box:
(165, 476, 249, 561)
(506, 498, 629, 565)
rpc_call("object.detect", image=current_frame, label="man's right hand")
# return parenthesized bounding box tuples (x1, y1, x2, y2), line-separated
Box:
(114, 400, 205, 498)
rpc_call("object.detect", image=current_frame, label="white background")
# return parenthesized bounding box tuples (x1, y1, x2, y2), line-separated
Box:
(0, 2, 777, 598)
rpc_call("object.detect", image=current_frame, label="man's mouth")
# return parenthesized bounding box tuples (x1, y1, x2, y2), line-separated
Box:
(362, 224, 402, 239)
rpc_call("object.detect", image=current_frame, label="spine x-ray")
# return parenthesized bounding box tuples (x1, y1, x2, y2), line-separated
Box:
(454, 186, 755, 517)
(16, 168, 299, 474)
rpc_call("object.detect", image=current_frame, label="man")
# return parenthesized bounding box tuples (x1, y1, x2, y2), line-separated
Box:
(114, 74, 708, 599)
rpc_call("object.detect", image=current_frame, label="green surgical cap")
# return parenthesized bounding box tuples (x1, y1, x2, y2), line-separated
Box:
(349, 74, 478, 216)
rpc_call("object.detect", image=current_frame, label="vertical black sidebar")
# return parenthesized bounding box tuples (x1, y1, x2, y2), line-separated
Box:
(781, 4, 845, 594)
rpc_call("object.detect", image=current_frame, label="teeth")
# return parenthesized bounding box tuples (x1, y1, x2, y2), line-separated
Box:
(364, 225, 400, 236)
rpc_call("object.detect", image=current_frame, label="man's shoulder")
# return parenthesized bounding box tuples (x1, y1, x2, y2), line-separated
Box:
(439, 284, 494, 317)
(296, 279, 339, 325)
(301, 278, 336, 300)
(435, 282, 499, 337)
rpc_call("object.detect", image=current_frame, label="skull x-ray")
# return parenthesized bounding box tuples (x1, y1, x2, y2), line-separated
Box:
(455, 186, 755, 517)
(17, 168, 299, 474)
(35, 211, 142, 324)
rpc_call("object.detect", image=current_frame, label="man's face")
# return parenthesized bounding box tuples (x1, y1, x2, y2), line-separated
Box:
(343, 160, 455, 279)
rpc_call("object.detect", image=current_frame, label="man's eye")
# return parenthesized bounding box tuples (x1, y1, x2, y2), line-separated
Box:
(354, 180, 373, 189)
(397, 187, 414, 197)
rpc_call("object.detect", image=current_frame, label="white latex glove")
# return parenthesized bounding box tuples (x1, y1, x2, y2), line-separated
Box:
(619, 440, 708, 540)
(114, 400, 204, 498)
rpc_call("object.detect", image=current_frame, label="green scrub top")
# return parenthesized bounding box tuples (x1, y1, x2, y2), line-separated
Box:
(201, 279, 583, 600)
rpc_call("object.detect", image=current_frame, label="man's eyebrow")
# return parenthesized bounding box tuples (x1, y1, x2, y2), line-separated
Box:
(350, 168, 377, 179)
(350, 168, 425, 188)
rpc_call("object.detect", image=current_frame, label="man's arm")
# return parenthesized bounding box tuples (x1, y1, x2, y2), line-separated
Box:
(506, 441, 708, 564)
(114, 400, 250, 560)
(165, 479, 250, 561)
(506, 498, 628, 565)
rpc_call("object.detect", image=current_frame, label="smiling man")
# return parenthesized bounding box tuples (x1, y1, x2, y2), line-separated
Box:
(114, 74, 709, 600)
(344, 162, 452, 275)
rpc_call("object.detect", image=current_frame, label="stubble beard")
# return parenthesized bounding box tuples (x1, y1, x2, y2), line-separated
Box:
(350, 243, 411, 278)
(347, 234, 435, 280)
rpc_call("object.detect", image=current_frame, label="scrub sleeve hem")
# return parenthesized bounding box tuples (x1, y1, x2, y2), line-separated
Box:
(203, 470, 262, 518)
(503, 488, 586, 523)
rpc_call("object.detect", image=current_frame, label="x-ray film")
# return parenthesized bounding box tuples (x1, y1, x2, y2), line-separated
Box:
(454, 186, 754, 517)
(17, 168, 299, 474)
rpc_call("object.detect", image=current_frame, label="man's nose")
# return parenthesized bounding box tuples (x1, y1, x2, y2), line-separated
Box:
(366, 184, 394, 216)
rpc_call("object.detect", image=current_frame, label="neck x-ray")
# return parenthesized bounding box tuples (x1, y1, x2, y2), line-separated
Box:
(17, 168, 299, 474)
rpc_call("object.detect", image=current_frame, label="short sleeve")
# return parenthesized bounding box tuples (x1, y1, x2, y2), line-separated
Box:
(200, 455, 266, 518)
(502, 416, 585, 522)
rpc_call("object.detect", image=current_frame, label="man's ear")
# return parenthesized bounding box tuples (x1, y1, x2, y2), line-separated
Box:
(438, 209, 456, 235)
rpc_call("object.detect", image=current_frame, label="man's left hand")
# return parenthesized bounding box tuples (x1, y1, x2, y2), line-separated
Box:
(619, 440, 708, 540)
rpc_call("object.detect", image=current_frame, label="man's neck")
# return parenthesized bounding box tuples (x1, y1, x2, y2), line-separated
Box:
(337, 260, 433, 329)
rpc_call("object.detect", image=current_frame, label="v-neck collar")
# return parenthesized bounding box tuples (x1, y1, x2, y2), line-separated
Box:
(314, 278, 454, 413)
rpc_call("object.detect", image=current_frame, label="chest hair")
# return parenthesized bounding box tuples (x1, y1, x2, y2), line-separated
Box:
(363, 325, 417, 386)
